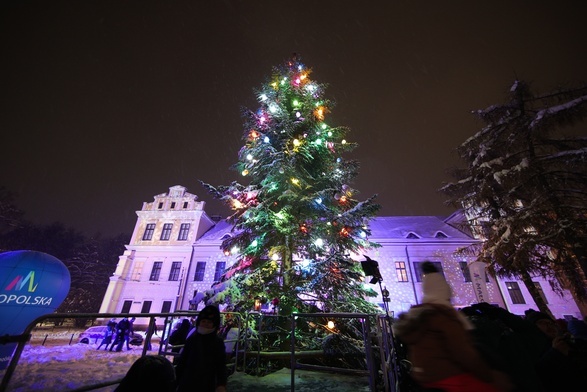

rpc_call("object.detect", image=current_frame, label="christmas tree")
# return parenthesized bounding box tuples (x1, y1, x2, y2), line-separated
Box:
(202, 55, 381, 326)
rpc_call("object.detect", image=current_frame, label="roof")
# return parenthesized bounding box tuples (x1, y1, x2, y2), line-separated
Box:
(195, 215, 474, 245)
(368, 216, 474, 241)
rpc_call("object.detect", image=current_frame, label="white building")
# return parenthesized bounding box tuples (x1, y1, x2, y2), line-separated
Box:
(99, 185, 582, 325)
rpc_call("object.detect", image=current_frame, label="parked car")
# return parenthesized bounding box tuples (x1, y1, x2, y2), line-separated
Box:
(78, 326, 108, 344)
(79, 326, 144, 346)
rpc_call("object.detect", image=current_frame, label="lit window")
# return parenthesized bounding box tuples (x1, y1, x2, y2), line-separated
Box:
(395, 261, 409, 282)
(131, 261, 144, 281)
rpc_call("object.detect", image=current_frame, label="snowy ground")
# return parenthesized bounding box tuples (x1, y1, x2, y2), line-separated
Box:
(1, 329, 372, 392)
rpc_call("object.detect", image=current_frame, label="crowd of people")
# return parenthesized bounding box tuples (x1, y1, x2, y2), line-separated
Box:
(95, 317, 137, 352)
(107, 265, 587, 392)
(393, 261, 587, 392)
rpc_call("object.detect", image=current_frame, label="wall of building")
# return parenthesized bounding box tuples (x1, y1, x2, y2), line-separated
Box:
(99, 186, 583, 326)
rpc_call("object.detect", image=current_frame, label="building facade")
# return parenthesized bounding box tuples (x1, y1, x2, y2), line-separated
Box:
(100, 186, 582, 325)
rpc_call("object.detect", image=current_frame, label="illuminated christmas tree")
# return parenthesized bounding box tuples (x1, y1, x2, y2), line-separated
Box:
(202, 55, 381, 320)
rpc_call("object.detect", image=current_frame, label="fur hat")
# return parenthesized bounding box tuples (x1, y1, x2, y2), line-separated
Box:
(421, 266, 452, 306)
(196, 305, 221, 328)
(420, 262, 474, 330)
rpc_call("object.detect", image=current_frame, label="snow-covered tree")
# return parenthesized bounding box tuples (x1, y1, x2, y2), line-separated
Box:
(441, 80, 587, 315)
(201, 55, 381, 327)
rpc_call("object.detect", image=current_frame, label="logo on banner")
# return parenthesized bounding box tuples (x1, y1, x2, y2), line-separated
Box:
(469, 261, 490, 304)
(5, 271, 39, 292)
(0, 251, 70, 370)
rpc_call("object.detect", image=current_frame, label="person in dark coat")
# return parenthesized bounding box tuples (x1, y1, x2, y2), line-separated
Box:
(97, 322, 115, 350)
(110, 317, 131, 352)
(168, 318, 193, 362)
(175, 305, 227, 392)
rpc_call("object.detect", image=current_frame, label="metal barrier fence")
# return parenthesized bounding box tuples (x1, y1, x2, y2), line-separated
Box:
(0, 311, 243, 392)
(1, 311, 400, 392)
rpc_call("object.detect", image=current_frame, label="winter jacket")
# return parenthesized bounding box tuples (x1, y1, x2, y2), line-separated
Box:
(392, 303, 498, 386)
(175, 331, 227, 392)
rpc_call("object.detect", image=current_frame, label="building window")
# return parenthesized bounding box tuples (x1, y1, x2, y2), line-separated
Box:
(183, 202, 188, 209)
(506, 281, 526, 304)
(214, 262, 226, 282)
(171, 202, 176, 209)
(169, 262, 182, 281)
(534, 281, 548, 304)
(413, 261, 443, 282)
(158, 202, 163, 209)
(150, 262, 162, 281)
(395, 261, 409, 282)
(141, 301, 152, 313)
(178, 223, 190, 241)
(459, 262, 472, 282)
(160, 223, 173, 240)
(131, 261, 144, 281)
(194, 262, 206, 281)
(142, 224, 155, 240)
(460, 262, 490, 283)
(121, 300, 132, 314)
(161, 301, 172, 313)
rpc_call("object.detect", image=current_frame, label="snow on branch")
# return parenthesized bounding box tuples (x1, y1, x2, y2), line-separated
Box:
(530, 94, 587, 129)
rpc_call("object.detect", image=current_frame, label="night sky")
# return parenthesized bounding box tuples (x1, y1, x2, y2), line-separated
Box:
(2, 1, 587, 237)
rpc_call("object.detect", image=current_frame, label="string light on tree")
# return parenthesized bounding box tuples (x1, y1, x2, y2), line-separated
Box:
(200, 55, 381, 346)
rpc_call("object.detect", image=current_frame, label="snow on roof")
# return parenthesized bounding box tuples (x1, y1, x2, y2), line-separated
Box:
(195, 215, 474, 245)
(196, 219, 235, 243)
(368, 216, 472, 240)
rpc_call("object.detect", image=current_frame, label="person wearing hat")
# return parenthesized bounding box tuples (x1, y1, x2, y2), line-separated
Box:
(392, 262, 512, 392)
(175, 305, 227, 392)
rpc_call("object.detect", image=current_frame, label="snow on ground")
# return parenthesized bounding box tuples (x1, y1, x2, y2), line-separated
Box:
(1, 329, 372, 392)
(1, 335, 147, 392)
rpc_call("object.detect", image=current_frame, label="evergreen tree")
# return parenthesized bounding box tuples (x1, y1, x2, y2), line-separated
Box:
(201, 55, 381, 324)
(441, 80, 587, 315)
